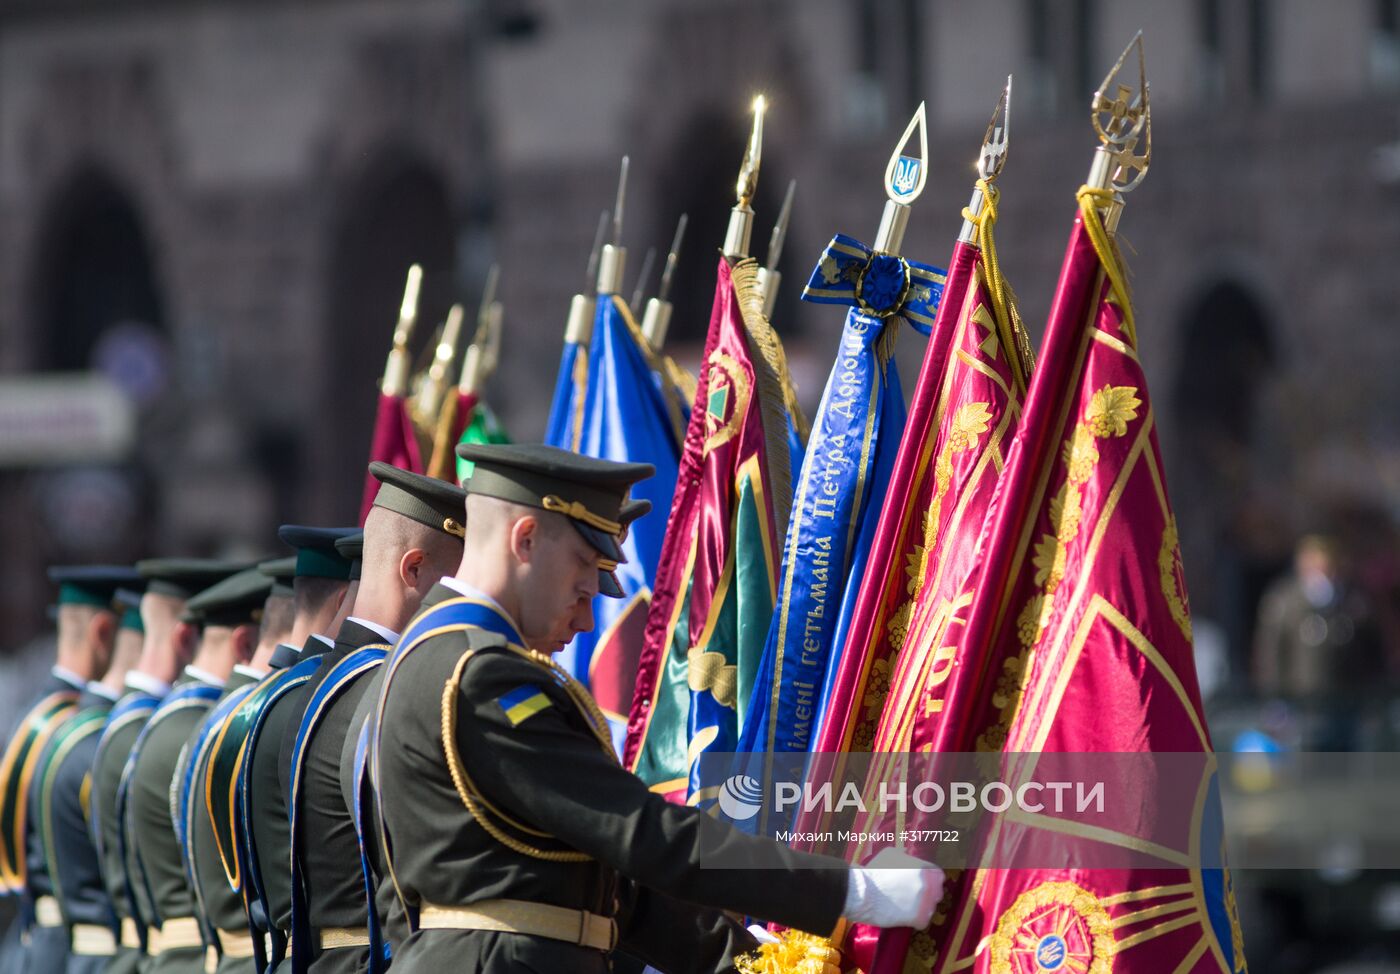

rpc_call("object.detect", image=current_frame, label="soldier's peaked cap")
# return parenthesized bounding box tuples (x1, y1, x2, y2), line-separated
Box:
(598, 497, 654, 598)
(368, 462, 467, 540)
(184, 567, 272, 628)
(136, 559, 248, 600)
(277, 525, 358, 581)
(47, 565, 143, 608)
(456, 443, 653, 562)
(257, 556, 297, 599)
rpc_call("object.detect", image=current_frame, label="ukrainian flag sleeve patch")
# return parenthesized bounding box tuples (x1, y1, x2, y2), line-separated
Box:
(497, 685, 552, 726)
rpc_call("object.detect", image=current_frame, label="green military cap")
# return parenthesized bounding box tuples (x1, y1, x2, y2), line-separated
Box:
(47, 565, 144, 608)
(277, 525, 358, 580)
(599, 497, 653, 598)
(335, 532, 365, 582)
(137, 559, 248, 600)
(183, 567, 273, 628)
(113, 587, 146, 633)
(258, 556, 297, 598)
(455, 443, 654, 562)
(368, 462, 468, 539)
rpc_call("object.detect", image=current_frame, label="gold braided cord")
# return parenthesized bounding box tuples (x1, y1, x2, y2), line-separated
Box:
(540, 496, 622, 535)
(439, 640, 617, 862)
(1075, 185, 1137, 347)
(960, 178, 1035, 395)
(730, 256, 804, 541)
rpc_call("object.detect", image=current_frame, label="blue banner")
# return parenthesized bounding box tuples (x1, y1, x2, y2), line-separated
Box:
(558, 296, 682, 752)
(738, 236, 945, 759)
(545, 340, 587, 452)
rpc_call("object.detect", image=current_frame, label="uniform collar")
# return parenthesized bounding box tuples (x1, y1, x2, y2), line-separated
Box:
(86, 681, 121, 702)
(345, 616, 399, 645)
(310, 633, 335, 650)
(233, 663, 268, 681)
(124, 670, 172, 698)
(183, 664, 226, 689)
(51, 664, 87, 692)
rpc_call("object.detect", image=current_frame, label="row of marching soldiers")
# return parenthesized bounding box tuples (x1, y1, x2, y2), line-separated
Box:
(0, 445, 946, 974)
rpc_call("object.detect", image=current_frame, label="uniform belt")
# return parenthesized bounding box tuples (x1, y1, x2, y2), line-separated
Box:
(71, 924, 118, 956)
(147, 917, 203, 955)
(120, 917, 142, 950)
(419, 899, 617, 952)
(318, 927, 371, 950)
(218, 928, 257, 958)
(34, 895, 64, 927)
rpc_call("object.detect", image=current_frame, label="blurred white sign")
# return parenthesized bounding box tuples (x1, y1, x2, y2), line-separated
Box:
(0, 373, 136, 465)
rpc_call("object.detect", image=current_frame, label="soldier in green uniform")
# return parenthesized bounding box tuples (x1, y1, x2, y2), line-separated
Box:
(282, 465, 465, 974)
(240, 528, 356, 971)
(123, 563, 251, 974)
(89, 560, 239, 974)
(34, 581, 147, 974)
(4, 567, 131, 974)
(335, 487, 651, 972)
(169, 569, 276, 974)
(372, 444, 944, 973)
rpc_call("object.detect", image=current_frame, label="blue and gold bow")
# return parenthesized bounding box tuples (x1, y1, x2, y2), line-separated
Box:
(801, 234, 947, 334)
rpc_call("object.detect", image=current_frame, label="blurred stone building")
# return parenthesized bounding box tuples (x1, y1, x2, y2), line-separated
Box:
(1, 0, 1399, 664)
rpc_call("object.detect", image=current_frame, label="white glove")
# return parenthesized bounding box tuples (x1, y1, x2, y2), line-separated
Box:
(746, 924, 780, 945)
(842, 848, 945, 929)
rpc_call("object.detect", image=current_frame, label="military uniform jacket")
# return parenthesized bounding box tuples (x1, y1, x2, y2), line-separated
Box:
(35, 687, 121, 974)
(283, 620, 393, 974)
(89, 681, 166, 974)
(180, 668, 260, 974)
(246, 636, 332, 945)
(125, 672, 223, 973)
(375, 584, 849, 974)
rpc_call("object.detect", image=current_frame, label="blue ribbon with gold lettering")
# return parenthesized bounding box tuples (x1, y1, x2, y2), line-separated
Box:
(736, 239, 944, 763)
(800, 234, 946, 335)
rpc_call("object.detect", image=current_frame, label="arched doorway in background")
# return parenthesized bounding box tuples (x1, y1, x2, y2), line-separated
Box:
(324, 150, 457, 522)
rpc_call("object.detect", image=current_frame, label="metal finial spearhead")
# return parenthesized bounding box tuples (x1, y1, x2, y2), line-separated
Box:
(393, 264, 423, 348)
(1092, 31, 1148, 147)
(756, 179, 796, 320)
(736, 95, 766, 208)
(473, 265, 500, 346)
(612, 157, 629, 246)
(978, 76, 1012, 182)
(766, 179, 797, 270)
(724, 96, 766, 259)
(383, 263, 424, 394)
(657, 213, 688, 305)
(1087, 34, 1152, 200)
(584, 210, 609, 290)
(873, 102, 927, 254)
(597, 157, 630, 294)
(630, 247, 657, 315)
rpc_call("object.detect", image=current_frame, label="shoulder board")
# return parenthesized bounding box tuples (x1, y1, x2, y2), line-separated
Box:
(37, 707, 109, 913)
(288, 646, 387, 973)
(0, 689, 80, 892)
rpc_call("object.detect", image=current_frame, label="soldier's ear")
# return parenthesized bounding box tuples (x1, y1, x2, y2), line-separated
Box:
(173, 620, 199, 660)
(88, 608, 117, 650)
(232, 624, 258, 663)
(398, 548, 428, 590)
(509, 514, 540, 564)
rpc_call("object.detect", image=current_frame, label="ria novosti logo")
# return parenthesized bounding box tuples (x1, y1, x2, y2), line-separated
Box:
(717, 774, 764, 821)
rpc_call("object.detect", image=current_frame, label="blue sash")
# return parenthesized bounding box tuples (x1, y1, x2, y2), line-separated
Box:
(370, 597, 524, 929)
(288, 647, 388, 974)
(177, 684, 256, 949)
(349, 716, 387, 973)
(117, 682, 220, 930)
(238, 657, 321, 968)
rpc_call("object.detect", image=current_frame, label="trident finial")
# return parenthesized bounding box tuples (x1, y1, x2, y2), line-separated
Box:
(873, 102, 927, 254)
(1087, 33, 1152, 197)
(978, 76, 1012, 182)
(724, 96, 767, 259)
